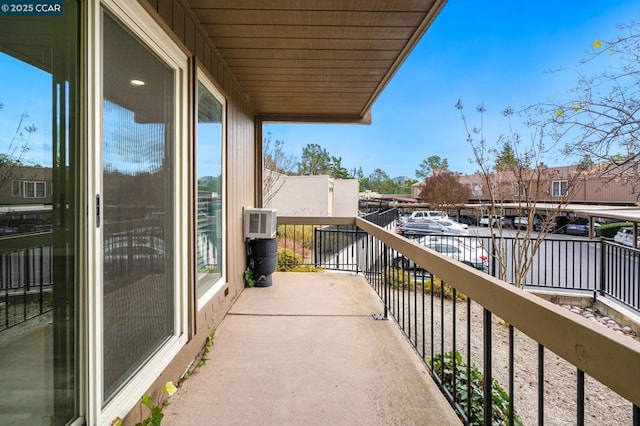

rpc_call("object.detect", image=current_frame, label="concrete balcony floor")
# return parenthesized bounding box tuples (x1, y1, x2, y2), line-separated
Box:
(163, 271, 460, 425)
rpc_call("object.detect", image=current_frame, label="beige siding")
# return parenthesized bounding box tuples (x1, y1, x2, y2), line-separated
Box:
(133, 0, 257, 410)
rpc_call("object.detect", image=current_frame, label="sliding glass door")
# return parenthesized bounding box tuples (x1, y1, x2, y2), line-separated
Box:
(0, 1, 80, 424)
(101, 10, 177, 402)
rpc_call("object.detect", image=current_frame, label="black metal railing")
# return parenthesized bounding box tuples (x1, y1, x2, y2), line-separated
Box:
(312, 229, 640, 315)
(360, 208, 398, 229)
(0, 232, 53, 331)
(353, 228, 639, 425)
(278, 221, 640, 425)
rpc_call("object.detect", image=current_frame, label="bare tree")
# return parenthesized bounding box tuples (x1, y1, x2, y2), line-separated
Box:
(0, 103, 37, 193)
(263, 132, 297, 207)
(417, 170, 470, 212)
(539, 19, 640, 195)
(456, 101, 586, 288)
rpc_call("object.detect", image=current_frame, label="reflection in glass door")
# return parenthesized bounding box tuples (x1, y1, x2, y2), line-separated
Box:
(101, 11, 175, 402)
(0, 1, 79, 424)
(196, 80, 224, 299)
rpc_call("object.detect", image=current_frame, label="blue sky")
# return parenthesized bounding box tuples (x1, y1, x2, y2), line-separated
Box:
(265, 1, 640, 179)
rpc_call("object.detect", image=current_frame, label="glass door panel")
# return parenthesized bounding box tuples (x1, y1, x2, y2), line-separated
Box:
(0, 1, 79, 424)
(101, 11, 175, 402)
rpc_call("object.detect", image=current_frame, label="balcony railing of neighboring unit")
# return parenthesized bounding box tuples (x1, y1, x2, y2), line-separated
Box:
(0, 232, 53, 331)
(277, 215, 640, 425)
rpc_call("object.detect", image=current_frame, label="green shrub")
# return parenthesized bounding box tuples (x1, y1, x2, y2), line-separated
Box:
(277, 247, 303, 266)
(430, 351, 523, 425)
(596, 221, 632, 238)
(385, 268, 467, 301)
(276, 247, 324, 272)
(277, 224, 315, 249)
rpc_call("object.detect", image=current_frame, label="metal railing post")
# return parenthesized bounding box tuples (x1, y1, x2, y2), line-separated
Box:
(483, 308, 492, 425)
(599, 238, 606, 298)
(383, 244, 388, 319)
(314, 228, 319, 267)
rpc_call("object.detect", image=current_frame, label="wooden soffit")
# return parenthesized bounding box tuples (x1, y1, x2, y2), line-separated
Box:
(186, 0, 447, 123)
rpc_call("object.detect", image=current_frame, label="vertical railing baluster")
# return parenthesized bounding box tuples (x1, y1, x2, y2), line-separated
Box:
(39, 246, 44, 315)
(314, 228, 319, 267)
(539, 344, 545, 425)
(23, 249, 29, 322)
(466, 297, 472, 423)
(483, 308, 492, 426)
(452, 287, 457, 407)
(509, 324, 514, 426)
(599, 238, 606, 298)
(577, 369, 584, 426)
(383, 244, 388, 320)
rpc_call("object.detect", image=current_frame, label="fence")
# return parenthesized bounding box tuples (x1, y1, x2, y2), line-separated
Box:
(0, 232, 53, 331)
(352, 218, 640, 425)
(313, 227, 640, 315)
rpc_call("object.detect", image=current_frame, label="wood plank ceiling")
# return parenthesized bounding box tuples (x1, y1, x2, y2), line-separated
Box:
(186, 0, 447, 122)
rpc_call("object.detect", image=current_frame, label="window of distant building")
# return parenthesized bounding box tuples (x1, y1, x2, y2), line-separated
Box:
(513, 183, 525, 197)
(552, 180, 568, 197)
(11, 180, 50, 198)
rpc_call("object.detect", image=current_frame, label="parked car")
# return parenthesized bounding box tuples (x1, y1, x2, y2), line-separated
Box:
(513, 216, 541, 230)
(436, 218, 469, 235)
(479, 215, 511, 228)
(614, 227, 640, 247)
(396, 221, 447, 236)
(550, 216, 571, 234)
(453, 215, 477, 226)
(406, 210, 448, 221)
(479, 215, 498, 227)
(392, 235, 489, 272)
(565, 219, 590, 236)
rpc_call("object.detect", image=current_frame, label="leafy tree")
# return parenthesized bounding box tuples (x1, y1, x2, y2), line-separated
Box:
(415, 155, 449, 179)
(539, 19, 640, 193)
(297, 143, 352, 179)
(417, 171, 470, 210)
(329, 155, 350, 179)
(297, 143, 332, 176)
(360, 168, 394, 193)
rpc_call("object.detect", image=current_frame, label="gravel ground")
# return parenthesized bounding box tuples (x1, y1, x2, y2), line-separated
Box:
(390, 291, 636, 425)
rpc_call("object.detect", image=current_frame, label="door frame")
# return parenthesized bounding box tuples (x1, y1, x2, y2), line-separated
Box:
(85, 0, 190, 423)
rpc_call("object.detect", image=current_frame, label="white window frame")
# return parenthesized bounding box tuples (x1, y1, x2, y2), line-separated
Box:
(86, 0, 189, 424)
(22, 181, 47, 198)
(512, 183, 525, 197)
(196, 67, 227, 310)
(552, 180, 568, 197)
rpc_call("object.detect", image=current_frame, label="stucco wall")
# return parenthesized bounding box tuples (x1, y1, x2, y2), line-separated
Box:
(269, 175, 330, 216)
(333, 179, 359, 217)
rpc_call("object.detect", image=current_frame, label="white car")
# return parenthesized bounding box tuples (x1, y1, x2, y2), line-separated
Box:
(479, 215, 504, 227)
(614, 227, 640, 247)
(436, 218, 469, 235)
(406, 210, 448, 221)
(392, 235, 489, 272)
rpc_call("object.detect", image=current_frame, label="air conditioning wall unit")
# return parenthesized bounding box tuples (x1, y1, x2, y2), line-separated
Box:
(244, 208, 277, 239)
